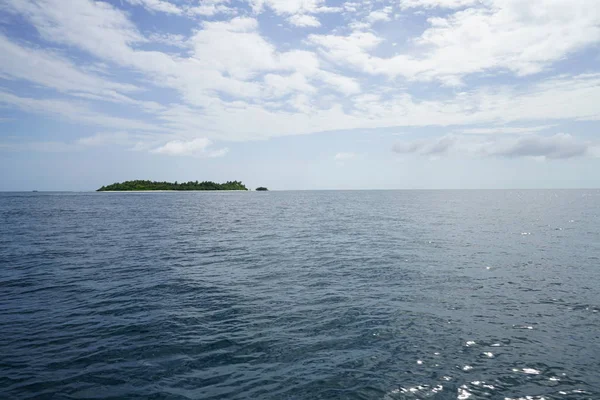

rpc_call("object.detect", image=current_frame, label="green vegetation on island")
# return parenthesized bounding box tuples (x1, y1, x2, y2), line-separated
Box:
(97, 180, 248, 191)
(255, 187, 269, 191)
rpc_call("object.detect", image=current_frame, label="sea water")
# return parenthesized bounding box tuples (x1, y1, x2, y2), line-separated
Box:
(1, 190, 599, 399)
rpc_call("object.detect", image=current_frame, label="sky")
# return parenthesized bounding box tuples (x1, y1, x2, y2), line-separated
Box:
(0, 0, 599, 191)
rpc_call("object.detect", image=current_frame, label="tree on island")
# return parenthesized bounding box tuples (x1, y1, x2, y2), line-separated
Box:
(255, 187, 268, 191)
(97, 180, 248, 191)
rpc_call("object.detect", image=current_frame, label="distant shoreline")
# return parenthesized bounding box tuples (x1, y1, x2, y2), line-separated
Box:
(96, 190, 254, 192)
(97, 180, 249, 192)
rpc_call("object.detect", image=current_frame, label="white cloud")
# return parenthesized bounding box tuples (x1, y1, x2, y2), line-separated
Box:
(278, 50, 321, 75)
(123, 0, 182, 15)
(310, 0, 600, 83)
(399, 0, 480, 9)
(148, 33, 189, 48)
(308, 31, 383, 73)
(0, 91, 160, 131)
(248, 0, 339, 15)
(4, 0, 600, 148)
(288, 14, 321, 27)
(187, 0, 235, 17)
(2, 0, 149, 65)
(334, 152, 357, 161)
(188, 17, 278, 80)
(348, 21, 371, 30)
(0, 34, 167, 113)
(116, 0, 237, 17)
(458, 125, 556, 135)
(316, 70, 361, 95)
(7, 68, 600, 144)
(366, 7, 392, 24)
(151, 138, 209, 155)
(151, 138, 228, 157)
(1, 3, 333, 108)
(394, 135, 459, 156)
(342, 2, 361, 13)
(154, 98, 362, 141)
(0, 34, 138, 99)
(315, 6, 343, 13)
(492, 133, 590, 159)
(393, 133, 597, 159)
(263, 73, 316, 97)
(171, 18, 358, 102)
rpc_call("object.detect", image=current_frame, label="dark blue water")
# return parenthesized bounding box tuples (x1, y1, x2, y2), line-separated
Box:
(1, 190, 599, 399)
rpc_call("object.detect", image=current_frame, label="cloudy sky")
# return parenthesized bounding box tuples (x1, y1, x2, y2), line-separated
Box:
(1, 0, 599, 190)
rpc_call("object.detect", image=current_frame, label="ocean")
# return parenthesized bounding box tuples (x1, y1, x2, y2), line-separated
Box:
(1, 190, 599, 399)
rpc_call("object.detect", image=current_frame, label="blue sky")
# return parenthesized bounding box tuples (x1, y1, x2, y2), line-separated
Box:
(1, 0, 599, 190)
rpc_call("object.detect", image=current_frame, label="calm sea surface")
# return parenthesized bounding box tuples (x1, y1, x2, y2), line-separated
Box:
(1, 190, 599, 399)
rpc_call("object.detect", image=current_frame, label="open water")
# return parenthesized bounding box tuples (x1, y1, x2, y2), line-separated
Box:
(1, 190, 599, 399)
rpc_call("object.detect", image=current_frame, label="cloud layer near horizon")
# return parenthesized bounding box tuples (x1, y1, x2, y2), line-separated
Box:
(393, 133, 599, 160)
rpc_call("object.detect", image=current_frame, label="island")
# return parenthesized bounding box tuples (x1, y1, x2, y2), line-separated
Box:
(255, 187, 269, 191)
(97, 180, 248, 191)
